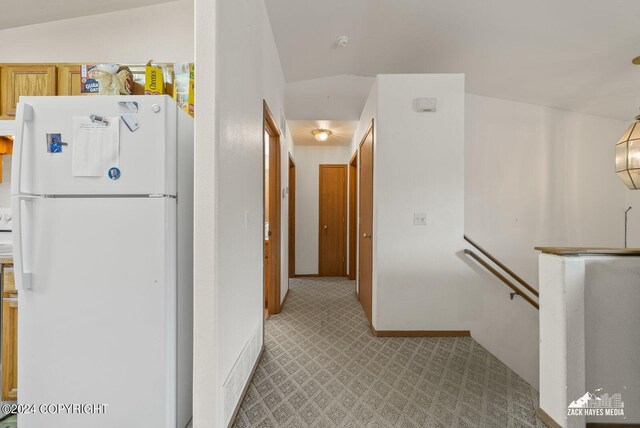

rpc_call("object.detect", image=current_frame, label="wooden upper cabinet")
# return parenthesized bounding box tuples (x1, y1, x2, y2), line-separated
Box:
(0, 64, 57, 118)
(57, 64, 90, 96)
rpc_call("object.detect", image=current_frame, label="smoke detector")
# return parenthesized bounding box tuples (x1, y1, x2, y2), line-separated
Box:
(336, 36, 349, 48)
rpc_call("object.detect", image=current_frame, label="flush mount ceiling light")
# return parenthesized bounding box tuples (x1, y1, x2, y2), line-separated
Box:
(311, 129, 332, 142)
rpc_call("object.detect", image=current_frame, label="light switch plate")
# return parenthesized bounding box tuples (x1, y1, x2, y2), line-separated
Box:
(413, 98, 436, 112)
(414, 213, 427, 226)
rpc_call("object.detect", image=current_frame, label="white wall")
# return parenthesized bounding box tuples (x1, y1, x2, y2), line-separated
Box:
(0, 0, 193, 63)
(626, 190, 640, 247)
(466, 94, 629, 286)
(585, 257, 640, 424)
(193, 0, 292, 426)
(364, 74, 467, 331)
(294, 145, 352, 275)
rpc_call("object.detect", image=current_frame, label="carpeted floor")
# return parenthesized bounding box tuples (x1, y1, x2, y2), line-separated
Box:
(0, 415, 16, 428)
(232, 277, 540, 427)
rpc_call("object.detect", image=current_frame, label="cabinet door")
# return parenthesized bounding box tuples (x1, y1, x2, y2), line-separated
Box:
(57, 64, 92, 96)
(0, 64, 57, 118)
(2, 298, 18, 401)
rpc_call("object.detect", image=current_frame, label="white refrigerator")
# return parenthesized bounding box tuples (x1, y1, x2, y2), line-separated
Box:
(11, 95, 193, 428)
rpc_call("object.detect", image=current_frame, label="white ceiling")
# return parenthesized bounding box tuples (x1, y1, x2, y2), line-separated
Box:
(289, 120, 359, 146)
(285, 75, 375, 121)
(266, 0, 640, 122)
(0, 0, 175, 29)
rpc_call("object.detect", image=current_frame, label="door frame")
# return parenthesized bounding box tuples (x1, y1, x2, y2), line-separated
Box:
(288, 154, 296, 278)
(318, 164, 348, 277)
(263, 101, 281, 316)
(358, 120, 374, 324)
(348, 151, 358, 283)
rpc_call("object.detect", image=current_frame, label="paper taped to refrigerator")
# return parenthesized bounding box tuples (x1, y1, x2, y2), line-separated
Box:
(72, 116, 119, 177)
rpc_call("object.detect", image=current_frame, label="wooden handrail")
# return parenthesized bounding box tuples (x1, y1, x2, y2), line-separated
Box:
(464, 235, 539, 298)
(464, 249, 539, 310)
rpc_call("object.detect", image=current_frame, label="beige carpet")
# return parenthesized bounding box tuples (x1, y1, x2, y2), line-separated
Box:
(233, 277, 540, 427)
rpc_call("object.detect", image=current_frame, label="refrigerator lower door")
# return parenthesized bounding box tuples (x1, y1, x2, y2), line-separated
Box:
(17, 197, 177, 428)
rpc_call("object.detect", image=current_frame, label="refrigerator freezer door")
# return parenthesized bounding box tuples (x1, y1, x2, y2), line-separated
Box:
(17, 197, 177, 428)
(12, 95, 177, 197)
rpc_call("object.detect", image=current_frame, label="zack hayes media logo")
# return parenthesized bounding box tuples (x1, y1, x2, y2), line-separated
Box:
(567, 389, 625, 417)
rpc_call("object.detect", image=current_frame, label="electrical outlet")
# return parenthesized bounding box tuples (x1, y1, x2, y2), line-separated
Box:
(414, 213, 427, 226)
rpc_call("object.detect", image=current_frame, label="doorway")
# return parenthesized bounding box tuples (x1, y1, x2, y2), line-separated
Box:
(359, 121, 373, 324)
(288, 155, 296, 278)
(318, 164, 347, 276)
(348, 151, 357, 283)
(264, 101, 281, 317)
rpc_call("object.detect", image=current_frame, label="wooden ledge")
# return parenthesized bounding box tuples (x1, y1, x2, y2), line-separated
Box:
(536, 407, 561, 428)
(535, 247, 640, 257)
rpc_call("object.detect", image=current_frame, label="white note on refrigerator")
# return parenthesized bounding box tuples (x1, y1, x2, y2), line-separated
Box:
(72, 116, 119, 177)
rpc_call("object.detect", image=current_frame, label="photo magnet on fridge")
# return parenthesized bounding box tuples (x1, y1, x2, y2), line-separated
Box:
(46, 133, 65, 153)
(121, 114, 140, 132)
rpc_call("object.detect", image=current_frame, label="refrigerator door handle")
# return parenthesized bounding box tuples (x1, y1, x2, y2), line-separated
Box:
(11, 102, 33, 197)
(12, 195, 39, 291)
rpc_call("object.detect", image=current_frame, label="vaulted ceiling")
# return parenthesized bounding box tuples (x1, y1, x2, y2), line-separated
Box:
(266, 0, 640, 130)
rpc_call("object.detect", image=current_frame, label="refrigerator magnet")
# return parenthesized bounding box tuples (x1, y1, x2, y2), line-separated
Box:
(121, 114, 140, 132)
(117, 101, 139, 114)
(107, 167, 121, 180)
(89, 114, 110, 126)
(46, 133, 66, 153)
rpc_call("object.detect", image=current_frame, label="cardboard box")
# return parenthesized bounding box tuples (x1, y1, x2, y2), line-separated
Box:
(173, 63, 194, 117)
(145, 61, 165, 95)
(80, 65, 100, 94)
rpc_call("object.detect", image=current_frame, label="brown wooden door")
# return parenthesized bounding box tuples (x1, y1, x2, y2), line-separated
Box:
(349, 152, 358, 282)
(264, 102, 281, 315)
(0, 64, 57, 118)
(319, 165, 347, 276)
(359, 122, 374, 324)
(1, 298, 18, 401)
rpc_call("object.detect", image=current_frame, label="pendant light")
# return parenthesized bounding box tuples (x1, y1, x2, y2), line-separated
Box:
(616, 115, 640, 190)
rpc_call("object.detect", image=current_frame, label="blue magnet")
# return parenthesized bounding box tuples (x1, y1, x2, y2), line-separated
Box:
(46, 133, 64, 153)
(108, 167, 121, 180)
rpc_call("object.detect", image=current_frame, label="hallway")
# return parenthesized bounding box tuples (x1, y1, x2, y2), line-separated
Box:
(232, 278, 540, 427)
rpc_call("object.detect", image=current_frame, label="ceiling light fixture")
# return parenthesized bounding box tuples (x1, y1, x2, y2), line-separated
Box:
(615, 113, 640, 189)
(312, 129, 332, 142)
(616, 59, 640, 189)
